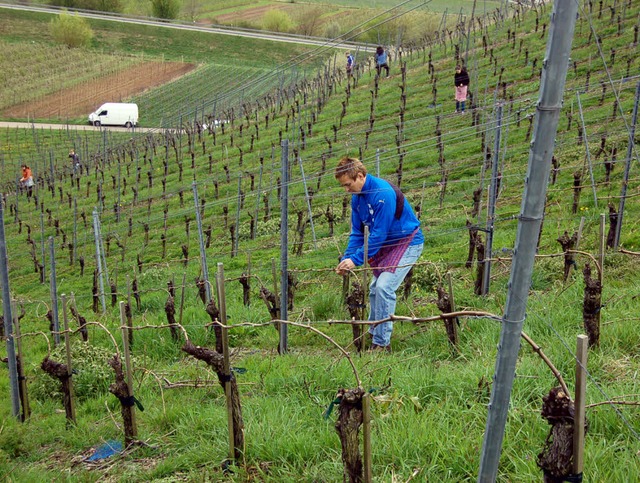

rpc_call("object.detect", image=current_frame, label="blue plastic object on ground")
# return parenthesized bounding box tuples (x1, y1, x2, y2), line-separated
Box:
(86, 440, 123, 461)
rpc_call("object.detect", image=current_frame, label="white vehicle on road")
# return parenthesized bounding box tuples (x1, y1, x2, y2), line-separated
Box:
(89, 103, 138, 127)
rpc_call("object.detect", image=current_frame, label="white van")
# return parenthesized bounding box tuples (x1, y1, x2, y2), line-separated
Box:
(89, 103, 138, 127)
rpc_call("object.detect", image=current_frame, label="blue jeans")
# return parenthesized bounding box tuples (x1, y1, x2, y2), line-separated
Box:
(368, 243, 423, 347)
(456, 100, 466, 112)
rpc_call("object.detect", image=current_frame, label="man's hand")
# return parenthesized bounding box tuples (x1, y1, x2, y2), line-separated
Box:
(335, 258, 355, 275)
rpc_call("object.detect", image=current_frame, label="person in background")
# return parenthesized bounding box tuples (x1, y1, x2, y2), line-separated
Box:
(345, 51, 355, 77)
(454, 64, 470, 113)
(69, 149, 81, 174)
(19, 164, 34, 199)
(375, 46, 390, 78)
(334, 156, 424, 352)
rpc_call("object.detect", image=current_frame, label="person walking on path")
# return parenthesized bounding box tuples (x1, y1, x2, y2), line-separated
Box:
(375, 46, 390, 78)
(334, 156, 424, 352)
(454, 65, 470, 113)
(19, 164, 34, 199)
(345, 51, 355, 77)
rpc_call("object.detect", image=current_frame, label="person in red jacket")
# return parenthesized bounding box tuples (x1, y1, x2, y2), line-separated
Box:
(454, 65, 470, 113)
(19, 164, 34, 199)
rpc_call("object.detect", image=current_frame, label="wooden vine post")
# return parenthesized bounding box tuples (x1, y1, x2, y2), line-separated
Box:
(61, 294, 76, 425)
(436, 273, 459, 347)
(181, 265, 245, 462)
(362, 392, 373, 483)
(573, 334, 588, 477)
(335, 387, 365, 483)
(345, 280, 365, 352)
(119, 301, 138, 443)
(216, 263, 236, 463)
(582, 262, 602, 347)
(598, 214, 605, 286)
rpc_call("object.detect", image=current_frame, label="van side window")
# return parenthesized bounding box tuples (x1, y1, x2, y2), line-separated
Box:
(99, 110, 107, 116)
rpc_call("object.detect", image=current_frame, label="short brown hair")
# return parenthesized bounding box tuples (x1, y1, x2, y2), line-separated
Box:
(335, 156, 367, 180)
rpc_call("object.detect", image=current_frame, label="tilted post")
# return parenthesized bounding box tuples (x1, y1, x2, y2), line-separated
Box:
(279, 140, 289, 354)
(482, 103, 503, 295)
(0, 201, 20, 418)
(614, 82, 640, 249)
(478, 2, 578, 480)
(192, 182, 212, 303)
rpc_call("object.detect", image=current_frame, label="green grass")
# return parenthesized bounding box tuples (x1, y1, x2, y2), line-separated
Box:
(1, 0, 640, 481)
(0, 8, 320, 64)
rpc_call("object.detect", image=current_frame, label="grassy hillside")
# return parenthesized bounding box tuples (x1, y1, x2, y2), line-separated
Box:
(0, 1, 639, 481)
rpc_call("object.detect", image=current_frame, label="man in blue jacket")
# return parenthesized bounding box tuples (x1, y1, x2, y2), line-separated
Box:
(335, 157, 424, 351)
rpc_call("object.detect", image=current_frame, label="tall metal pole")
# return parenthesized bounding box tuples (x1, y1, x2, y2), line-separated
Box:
(73, 198, 77, 264)
(40, 212, 46, 284)
(117, 162, 121, 223)
(192, 182, 212, 304)
(482, 104, 503, 295)
(49, 237, 61, 346)
(97, 214, 109, 289)
(252, 162, 264, 240)
(298, 156, 317, 249)
(478, 1, 578, 480)
(279, 140, 289, 354)
(234, 175, 241, 257)
(92, 209, 107, 313)
(0, 202, 21, 418)
(614, 82, 640, 249)
(464, 0, 477, 66)
(575, 91, 598, 208)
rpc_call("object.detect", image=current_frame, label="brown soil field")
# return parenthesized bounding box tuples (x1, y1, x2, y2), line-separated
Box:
(2, 61, 196, 120)
(214, 4, 300, 24)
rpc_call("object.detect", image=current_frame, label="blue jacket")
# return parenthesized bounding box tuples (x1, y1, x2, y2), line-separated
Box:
(376, 50, 388, 65)
(342, 175, 423, 266)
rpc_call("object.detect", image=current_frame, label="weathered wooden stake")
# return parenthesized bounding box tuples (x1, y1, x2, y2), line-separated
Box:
(573, 334, 588, 476)
(119, 301, 138, 441)
(582, 263, 601, 347)
(362, 392, 372, 483)
(335, 387, 365, 482)
(178, 272, 187, 331)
